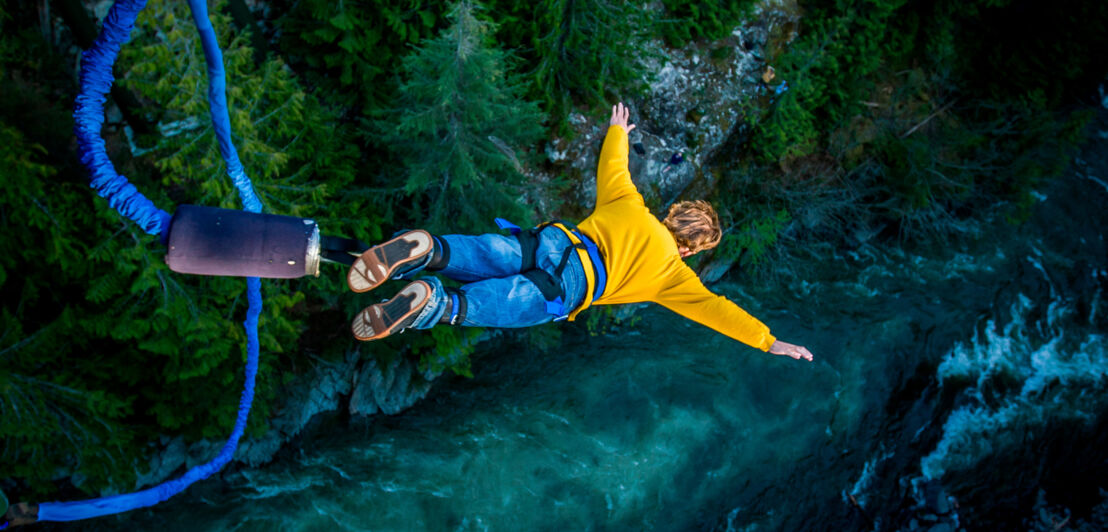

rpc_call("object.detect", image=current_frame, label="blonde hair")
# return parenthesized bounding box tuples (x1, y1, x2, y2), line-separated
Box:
(663, 200, 721, 254)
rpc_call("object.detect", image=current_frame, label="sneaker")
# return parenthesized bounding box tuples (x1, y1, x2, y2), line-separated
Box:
(352, 280, 433, 341)
(347, 230, 434, 293)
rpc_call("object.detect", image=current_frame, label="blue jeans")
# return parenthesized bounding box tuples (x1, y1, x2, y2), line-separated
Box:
(404, 226, 588, 329)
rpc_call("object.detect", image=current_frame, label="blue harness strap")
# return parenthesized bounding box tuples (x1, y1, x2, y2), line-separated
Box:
(449, 291, 461, 323)
(494, 217, 522, 235)
(572, 229, 606, 304)
(20, 0, 265, 524)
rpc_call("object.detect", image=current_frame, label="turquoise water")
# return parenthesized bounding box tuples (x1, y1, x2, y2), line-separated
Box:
(68, 123, 1108, 531)
(88, 303, 852, 530)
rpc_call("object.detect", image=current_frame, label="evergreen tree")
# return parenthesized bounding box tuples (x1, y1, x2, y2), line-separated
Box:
(383, 0, 545, 234)
(273, 0, 448, 113)
(657, 0, 759, 46)
(0, 3, 143, 494)
(532, 0, 647, 123)
(486, 0, 648, 127)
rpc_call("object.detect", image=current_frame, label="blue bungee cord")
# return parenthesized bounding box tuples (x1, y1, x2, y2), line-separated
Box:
(2, 0, 263, 525)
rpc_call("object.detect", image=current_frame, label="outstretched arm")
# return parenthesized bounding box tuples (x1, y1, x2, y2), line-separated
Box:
(657, 274, 777, 351)
(596, 102, 639, 206)
(768, 340, 814, 362)
(657, 272, 813, 362)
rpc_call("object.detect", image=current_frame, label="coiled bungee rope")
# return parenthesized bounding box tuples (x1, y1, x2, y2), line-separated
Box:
(3, 0, 264, 525)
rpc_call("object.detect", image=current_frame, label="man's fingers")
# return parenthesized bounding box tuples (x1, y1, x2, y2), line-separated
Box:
(769, 341, 814, 362)
(610, 102, 635, 133)
(786, 346, 814, 362)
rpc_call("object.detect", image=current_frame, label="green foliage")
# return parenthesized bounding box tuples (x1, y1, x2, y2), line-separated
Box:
(273, 0, 449, 112)
(723, 0, 1098, 250)
(379, 0, 546, 234)
(120, 0, 361, 215)
(584, 305, 643, 337)
(749, 0, 911, 164)
(274, 0, 651, 130)
(531, 0, 648, 125)
(522, 321, 564, 353)
(485, 0, 649, 129)
(412, 326, 482, 378)
(749, 82, 821, 163)
(716, 208, 791, 268)
(0, 124, 139, 494)
(0, 8, 150, 491)
(658, 0, 758, 46)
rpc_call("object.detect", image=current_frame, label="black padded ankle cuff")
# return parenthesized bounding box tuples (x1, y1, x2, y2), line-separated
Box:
(426, 235, 450, 271)
(439, 288, 468, 325)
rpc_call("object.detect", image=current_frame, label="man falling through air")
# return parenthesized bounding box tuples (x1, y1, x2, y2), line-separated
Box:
(346, 102, 814, 362)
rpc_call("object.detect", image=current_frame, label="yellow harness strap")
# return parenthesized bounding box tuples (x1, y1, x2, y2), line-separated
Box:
(549, 222, 597, 321)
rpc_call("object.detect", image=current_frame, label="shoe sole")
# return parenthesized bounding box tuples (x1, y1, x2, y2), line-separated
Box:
(347, 230, 433, 293)
(352, 280, 432, 341)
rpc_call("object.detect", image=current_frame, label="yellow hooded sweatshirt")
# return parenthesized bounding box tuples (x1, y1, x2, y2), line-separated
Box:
(570, 125, 776, 352)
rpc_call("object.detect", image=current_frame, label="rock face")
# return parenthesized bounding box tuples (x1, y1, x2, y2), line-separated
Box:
(543, 7, 798, 216)
(349, 355, 436, 416)
(135, 350, 360, 488)
(131, 436, 187, 491)
(133, 341, 463, 488)
(232, 351, 358, 466)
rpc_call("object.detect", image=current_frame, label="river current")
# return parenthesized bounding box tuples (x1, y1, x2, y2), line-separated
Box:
(71, 111, 1108, 531)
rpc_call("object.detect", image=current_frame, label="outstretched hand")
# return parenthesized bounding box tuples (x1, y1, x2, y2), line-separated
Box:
(769, 340, 814, 362)
(610, 102, 636, 133)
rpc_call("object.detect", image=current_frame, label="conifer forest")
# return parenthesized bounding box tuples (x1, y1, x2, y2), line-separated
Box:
(2, 0, 1108, 529)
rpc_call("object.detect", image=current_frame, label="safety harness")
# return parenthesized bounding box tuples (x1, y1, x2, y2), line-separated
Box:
(494, 218, 607, 320)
